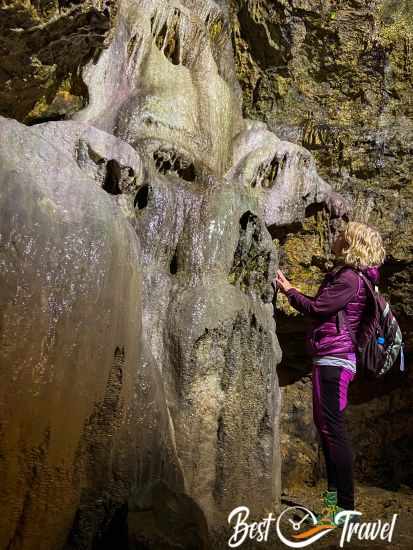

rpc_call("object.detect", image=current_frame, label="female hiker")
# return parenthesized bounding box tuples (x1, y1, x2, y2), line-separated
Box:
(274, 221, 386, 526)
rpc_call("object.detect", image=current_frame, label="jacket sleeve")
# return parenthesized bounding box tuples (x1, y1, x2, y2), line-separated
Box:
(286, 270, 359, 318)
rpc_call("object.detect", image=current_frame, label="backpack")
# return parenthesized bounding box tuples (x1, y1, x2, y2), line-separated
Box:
(338, 268, 405, 379)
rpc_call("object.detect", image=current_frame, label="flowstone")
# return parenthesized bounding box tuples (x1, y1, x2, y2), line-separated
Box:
(0, 0, 347, 548)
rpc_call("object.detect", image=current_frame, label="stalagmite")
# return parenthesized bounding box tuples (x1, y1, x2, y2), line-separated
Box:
(0, 0, 348, 548)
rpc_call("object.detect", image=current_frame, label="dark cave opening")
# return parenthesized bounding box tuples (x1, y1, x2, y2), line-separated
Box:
(151, 10, 182, 67)
(237, 4, 290, 72)
(170, 249, 178, 274)
(304, 202, 326, 218)
(134, 184, 149, 209)
(26, 113, 67, 125)
(267, 221, 303, 245)
(153, 149, 197, 182)
(93, 504, 129, 550)
(178, 162, 196, 182)
(274, 310, 312, 387)
(102, 159, 122, 195)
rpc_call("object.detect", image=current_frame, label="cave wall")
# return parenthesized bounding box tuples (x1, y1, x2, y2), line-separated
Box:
(0, 117, 184, 550)
(0, 0, 118, 123)
(229, 0, 413, 342)
(0, 0, 374, 548)
(228, 0, 413, 493)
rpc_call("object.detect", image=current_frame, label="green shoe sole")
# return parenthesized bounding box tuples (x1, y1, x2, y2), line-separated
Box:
(322, 490, 338, 507)
(302, 505, 337, 527)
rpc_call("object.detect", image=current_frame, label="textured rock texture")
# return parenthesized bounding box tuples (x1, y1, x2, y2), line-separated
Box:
(229, 0, 413, 339)
(69, 1, 348, 541)
(228, 0, 413, 498)
(0, 0, 118, 123)
(0, 117, 184, 549)
(0, 1, 385, 549)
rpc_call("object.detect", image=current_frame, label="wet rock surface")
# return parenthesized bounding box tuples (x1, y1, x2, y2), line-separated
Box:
(0, 116, 183, 549)
(1, 0, 340, 547)
(63, 0, 341, 541)
(1, 0, 411, 549)
(228, 0, 413, 522)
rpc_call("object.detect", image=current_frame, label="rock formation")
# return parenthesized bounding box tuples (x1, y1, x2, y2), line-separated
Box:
(0, 0, 371, 549)
(228, 0, 413, 498)
(0, 0, 118, 123)
(0, 117, 186, 550)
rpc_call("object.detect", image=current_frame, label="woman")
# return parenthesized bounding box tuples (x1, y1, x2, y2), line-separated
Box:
(275, 221, 386, 526)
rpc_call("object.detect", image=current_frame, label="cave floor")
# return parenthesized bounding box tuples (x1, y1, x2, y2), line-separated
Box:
(213, 481, 413, 549)
(278, 481, 413, 550)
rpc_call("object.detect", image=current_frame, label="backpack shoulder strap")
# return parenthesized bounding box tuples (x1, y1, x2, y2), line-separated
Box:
(355, 270, 377, 295)
(337, 266, 378, 346)
(341, 266, 379, 299)
(338, 309, 357, 346)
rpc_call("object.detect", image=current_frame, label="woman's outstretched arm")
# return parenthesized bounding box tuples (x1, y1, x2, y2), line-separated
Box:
(275, 268, 360, 318)
(285, 270, 360, 318)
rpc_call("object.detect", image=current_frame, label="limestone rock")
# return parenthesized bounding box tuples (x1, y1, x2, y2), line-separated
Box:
(227, 120, 346, 228)
(0, 0, 354, 547)
(230, 0, 413, 342)
(0, 0, 118, 123)
(229, 0, 413, 496)
(0, 116, 184, 550)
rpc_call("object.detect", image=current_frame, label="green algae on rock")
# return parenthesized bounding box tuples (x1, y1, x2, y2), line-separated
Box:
(229, 0, 413, 503)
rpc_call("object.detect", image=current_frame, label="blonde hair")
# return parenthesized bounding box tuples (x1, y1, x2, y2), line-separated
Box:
(342, 221, 386, 268)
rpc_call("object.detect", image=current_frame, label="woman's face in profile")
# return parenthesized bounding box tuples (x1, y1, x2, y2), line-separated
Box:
(331, 231, 347, 257)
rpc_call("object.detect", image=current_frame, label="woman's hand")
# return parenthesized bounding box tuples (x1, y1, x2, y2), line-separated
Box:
(274, 269, 294, 294)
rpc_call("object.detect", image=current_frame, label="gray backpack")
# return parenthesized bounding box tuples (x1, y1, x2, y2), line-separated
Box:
(339, 269, 405, 379)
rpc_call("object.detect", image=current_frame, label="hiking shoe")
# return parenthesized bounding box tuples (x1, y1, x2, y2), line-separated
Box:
(302, 491, 338, 527)
(322, 489, 338, 507)
(302, 504, 337, 527)
(302, 491, 338, 526)
(315, 504, 339, 526)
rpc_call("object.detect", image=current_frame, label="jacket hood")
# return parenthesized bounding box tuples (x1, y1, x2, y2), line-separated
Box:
(360, 265, 380, 285)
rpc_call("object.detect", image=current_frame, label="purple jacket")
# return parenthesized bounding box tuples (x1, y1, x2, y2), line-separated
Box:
(286, 264, 380, 360)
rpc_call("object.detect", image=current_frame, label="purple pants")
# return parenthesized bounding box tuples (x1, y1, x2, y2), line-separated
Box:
(312, 364, 356, 510)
